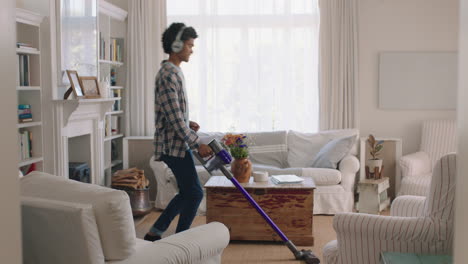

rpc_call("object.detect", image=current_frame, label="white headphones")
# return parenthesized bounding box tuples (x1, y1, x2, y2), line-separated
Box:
(171, 26, 186, 53)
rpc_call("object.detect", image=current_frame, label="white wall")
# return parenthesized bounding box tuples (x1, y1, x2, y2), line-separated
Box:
(454, 0, 468, 261)
(107, 0, 128, 11)
(16, 0, 49, 16)
(0, 1, 23, 263)
(358, 0, 458, 155)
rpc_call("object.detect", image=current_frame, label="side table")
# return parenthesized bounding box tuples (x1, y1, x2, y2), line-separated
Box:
(359, 137, 402, 199)
(357, 177, 390, 214)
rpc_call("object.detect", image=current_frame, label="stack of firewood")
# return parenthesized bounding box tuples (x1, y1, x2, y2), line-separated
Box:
(111, 167, 149, 190)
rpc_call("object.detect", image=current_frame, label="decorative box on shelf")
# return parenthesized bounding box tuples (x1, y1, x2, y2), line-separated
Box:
(357, 177, 390, 214)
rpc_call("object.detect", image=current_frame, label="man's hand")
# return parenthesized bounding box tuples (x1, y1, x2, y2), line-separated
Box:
(189, 121, 200, 132)
(198, 144, 213, 158)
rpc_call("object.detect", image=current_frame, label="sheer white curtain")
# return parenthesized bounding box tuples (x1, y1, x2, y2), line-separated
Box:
(127, 0, 166, 136)
(318, 0, 359, 130)
(167, 0, 320, 132)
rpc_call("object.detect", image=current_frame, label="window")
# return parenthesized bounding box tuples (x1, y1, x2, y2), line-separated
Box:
(59, 0, 97, 84)
(167, 0, 319, 132)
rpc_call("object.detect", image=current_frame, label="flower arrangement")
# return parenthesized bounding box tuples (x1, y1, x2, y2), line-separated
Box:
(221, 133, 249, 159)
(367, 134, 384, 160)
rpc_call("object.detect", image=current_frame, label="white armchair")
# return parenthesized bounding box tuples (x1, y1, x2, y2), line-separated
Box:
(398, 119, 456, 196)
(20, 172, 230, 264)
(323, 153, 456, 264)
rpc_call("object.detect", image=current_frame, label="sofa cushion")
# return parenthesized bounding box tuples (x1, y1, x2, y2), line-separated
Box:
(302, 168, 342, 185)
(287, 129, 359, 168)
(20, 172, 136, 261)
(311, 135, 356, 169)
(21, 197, 105, 264)
(246, 131, 288, 168)
(196, 131, 288, 168)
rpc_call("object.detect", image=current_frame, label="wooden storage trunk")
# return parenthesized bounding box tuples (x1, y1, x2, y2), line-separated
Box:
(205, 176, 315, 246)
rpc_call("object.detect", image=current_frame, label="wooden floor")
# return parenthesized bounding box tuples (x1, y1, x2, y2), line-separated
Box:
(134, 209, 339, 263)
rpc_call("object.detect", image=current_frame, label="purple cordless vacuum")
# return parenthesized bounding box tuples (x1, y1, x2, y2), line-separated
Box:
(193, 139, 320, 264)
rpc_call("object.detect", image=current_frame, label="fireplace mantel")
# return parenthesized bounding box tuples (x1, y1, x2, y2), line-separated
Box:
(54, 98, 115, 128)
(53, 98, 115, 185)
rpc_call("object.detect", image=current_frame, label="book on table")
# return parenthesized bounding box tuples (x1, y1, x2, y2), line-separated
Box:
(271, 175, 304, 184)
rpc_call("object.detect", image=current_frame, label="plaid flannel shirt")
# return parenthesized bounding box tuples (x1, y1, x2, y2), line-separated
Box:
(154, 61, 199, 160)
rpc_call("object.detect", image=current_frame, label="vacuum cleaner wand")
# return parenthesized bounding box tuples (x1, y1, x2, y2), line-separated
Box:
(194, 139, 320, 264)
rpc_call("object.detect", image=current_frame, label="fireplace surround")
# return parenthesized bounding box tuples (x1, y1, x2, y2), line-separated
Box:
(53, 98, 114, 185)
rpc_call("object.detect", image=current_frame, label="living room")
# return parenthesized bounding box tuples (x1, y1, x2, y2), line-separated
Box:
(2, 0, 468, 263)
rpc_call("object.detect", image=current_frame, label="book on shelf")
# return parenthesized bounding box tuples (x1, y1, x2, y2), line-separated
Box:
(110, 38, 124, 62)
(271, 175, 304, 184)
(18, 54, 30, 86)
(17, 42, 38, 52)
(18, 104, 31, 109)
(19, 118, 33, 123)
(111, 116, 120, 135)
(19, 114, 32, 119)
(99, 32, 105, 59)
(17, 42, 32, 48)
(112, 89, 121, 111)
(110, 68, 116, 86)
(18, 130, 32, 160)
(18, 104, 33, 122)
(105, 117, 110, 137)
(18, 46, 38, 52)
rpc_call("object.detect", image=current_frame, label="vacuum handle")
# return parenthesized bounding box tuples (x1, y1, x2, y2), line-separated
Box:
(192, 150, 207, 166)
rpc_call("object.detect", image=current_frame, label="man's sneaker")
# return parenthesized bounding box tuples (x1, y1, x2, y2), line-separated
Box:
(144, 233, 162, 242)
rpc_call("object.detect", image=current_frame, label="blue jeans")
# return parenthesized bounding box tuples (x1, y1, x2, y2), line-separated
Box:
(150, 150, 203, 235)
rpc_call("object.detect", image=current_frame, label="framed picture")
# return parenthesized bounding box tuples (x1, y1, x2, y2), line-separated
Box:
(66, 70, 84, 98)
(79, 76, 101, 98)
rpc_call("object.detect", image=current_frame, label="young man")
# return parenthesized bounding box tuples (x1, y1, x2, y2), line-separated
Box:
(145, 23, 212, 242)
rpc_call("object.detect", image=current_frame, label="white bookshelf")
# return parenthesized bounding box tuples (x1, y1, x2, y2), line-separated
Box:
(98, 0, 128, 183)
(16, 8, 44, 173)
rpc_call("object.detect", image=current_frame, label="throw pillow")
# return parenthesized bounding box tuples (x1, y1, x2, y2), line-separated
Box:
(311, 135, 356, 169)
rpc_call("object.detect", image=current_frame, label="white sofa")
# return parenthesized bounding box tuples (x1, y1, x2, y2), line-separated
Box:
(150, 129, 360, 215)
(20, 171, 230, 264)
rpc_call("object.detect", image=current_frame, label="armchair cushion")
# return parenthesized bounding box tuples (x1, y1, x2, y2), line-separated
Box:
(311, 135, 356, 169)
(107, 222, 230, 264)
(302, 168, 341, 185)
(398, 174, 432, 196)
(390, 196, 426, 217)
(399, 151, 431, 178)
(21, 172, 136, 261)
(21, 197, 105, 264)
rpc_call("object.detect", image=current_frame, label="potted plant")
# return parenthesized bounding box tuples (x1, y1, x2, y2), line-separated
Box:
(221, 134, 252, 183)
(367, 134, 384, 179)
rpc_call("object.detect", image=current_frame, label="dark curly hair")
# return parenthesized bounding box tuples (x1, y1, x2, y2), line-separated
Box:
(162, 22, 198, 54)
